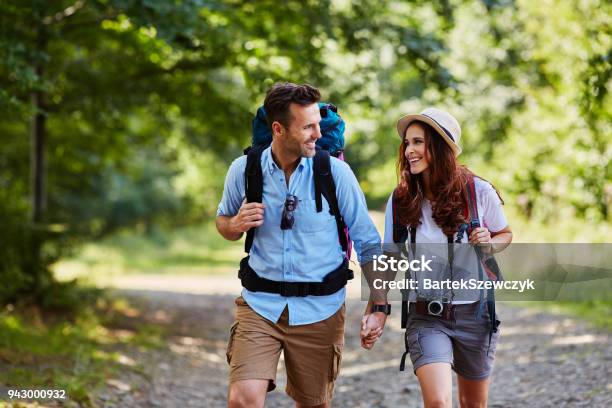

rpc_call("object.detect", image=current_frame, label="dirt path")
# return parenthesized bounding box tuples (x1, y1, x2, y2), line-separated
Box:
(91, 275, 611, 408)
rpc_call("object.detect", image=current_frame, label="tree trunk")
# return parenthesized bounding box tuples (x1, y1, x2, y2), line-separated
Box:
(29, 21, 48, 295)
(31, 67, 46, 224)
(31, 12, 48, 223)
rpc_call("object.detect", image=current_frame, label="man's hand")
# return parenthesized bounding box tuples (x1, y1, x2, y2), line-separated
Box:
(231, 199, 265, 233)
(360, 311, 387, 350)
(216, 199, 265, 241)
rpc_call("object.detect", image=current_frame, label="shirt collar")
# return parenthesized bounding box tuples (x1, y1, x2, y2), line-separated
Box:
(264, 146, 307, 175)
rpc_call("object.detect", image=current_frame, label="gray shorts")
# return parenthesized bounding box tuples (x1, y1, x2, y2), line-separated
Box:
(404, 301, 501, 380)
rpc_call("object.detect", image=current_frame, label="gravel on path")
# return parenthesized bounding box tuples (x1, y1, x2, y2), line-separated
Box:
(93, 289, 611, 408)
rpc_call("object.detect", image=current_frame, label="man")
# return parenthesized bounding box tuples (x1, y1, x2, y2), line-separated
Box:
(216, 82, 388, 408)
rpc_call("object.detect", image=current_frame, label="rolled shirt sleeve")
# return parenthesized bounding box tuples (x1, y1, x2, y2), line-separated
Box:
(216, 156, 247, 217)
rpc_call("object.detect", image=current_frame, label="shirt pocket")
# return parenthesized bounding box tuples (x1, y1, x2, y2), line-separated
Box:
(294, 198, 337, 233)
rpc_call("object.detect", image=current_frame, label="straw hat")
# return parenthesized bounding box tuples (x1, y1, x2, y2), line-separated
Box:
(396, 107, 462, 156)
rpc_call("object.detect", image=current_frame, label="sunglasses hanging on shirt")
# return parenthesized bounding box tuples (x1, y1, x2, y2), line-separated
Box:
(280, 194, 299, 230)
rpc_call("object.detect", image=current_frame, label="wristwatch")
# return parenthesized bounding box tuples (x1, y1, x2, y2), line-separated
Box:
(371, 304, 391, 315)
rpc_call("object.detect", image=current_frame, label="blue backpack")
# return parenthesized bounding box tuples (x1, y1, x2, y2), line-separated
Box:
(243, 103, 352, 259)
(250, 102, 346, 158)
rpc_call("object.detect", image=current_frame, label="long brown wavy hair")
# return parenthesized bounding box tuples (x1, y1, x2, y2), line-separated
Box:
(395, 121, 503, 236)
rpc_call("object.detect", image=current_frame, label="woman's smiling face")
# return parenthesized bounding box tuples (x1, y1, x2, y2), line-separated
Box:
(404, 122, 430, 175)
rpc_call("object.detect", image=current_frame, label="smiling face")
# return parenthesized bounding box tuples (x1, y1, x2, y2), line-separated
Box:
(404, 122, 430, 175)
(273, 102, 322, 158)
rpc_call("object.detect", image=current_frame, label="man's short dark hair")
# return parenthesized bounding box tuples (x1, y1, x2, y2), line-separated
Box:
(263, 82, 321, 128)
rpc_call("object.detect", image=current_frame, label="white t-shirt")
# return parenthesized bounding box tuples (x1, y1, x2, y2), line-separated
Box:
(383, 177, 508, 304)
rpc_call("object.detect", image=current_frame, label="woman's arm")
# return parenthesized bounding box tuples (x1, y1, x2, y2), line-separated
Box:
(473, 179, 513, 254)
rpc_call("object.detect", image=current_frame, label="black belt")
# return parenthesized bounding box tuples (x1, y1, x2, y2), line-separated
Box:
(238, 256, 353, 297)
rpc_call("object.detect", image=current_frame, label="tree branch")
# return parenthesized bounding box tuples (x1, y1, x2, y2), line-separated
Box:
(43, 0, 86, 25)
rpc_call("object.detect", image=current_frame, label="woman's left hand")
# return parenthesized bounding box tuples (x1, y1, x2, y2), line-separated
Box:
(469, 227, 492, 253)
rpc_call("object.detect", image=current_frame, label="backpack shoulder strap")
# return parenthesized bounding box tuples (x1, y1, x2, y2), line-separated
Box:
(465, 175, 480, 234)
(465, 175, 499, 342)
(392, 188, 415, 331)
(244, 145, 266, 253)
(313, 149, 348, 252)
(391, 188, 409, 244)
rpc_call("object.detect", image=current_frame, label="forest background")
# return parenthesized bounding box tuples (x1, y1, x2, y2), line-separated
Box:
(0, 0, 610, 402)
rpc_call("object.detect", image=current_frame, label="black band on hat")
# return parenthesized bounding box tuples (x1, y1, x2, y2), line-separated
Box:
(422, 113, 455, 143)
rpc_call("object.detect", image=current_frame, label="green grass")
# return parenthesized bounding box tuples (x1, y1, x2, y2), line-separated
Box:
(495, 206, 611, 243)
(53, 221, 244, 282)
(0, 293, 165, 406)
(507, 300, 612, 331)
(548, 300, 612, 331)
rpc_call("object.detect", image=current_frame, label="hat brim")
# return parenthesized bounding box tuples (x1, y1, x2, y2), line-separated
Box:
(396, 114, 462, 156)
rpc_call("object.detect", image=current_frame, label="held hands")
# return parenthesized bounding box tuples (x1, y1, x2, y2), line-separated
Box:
(360, 311, 387, 350)
(231, 199, 265, 234)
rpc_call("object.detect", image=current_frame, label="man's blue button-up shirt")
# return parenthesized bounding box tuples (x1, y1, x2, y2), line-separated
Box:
(217, 146, 381, 325)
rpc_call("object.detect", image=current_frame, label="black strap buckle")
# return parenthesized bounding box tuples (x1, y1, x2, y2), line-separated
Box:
(280, 282, 309, 297)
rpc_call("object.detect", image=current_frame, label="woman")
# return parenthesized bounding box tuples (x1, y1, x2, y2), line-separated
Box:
(365, 108, 512, 407)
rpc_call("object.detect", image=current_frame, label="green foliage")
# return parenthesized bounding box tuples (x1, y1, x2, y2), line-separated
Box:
(0, 293, 161, 406)
(0, 0, 609, 305)
(0, 0, 402, 304)
(54, 220, 243, 280)
(356, 0, 611, 229)
(1, 0, 459, 233)
(0, 203, 67, 306)
(438, 0, 611, 225)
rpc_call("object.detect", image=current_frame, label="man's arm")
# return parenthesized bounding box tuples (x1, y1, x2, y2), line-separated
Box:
(330, 160, 386, 301)
(360, 260, 391, 349)
(215, 155, 266, 242)
(216, 201, 265, 241)
(328, 160, 391, 348)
